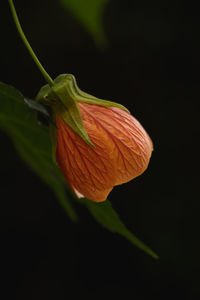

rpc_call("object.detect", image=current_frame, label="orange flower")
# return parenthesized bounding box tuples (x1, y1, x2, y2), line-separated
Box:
(56, 102, 153, 202)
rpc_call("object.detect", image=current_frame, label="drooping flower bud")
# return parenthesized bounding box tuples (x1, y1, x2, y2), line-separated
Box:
(56, 103, 153, 202)
(36, 74, 153, 202)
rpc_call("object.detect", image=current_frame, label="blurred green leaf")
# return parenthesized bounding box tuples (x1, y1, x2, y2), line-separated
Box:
(60, 0, 108, 46)
(80, 198, 159, 259)
(0, 82, 78, 222)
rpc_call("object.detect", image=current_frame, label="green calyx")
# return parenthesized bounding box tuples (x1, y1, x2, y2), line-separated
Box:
(36, 74, 129, 160)
(36, 74, 95, 149)
(62, 74, 129, 112)
(36, 73, 129, 111)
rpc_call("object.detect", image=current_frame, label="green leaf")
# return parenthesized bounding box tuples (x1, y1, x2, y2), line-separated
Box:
(24, 97, 50, 117)
(60, 0, 109, 46)
(79, 198, 159, 259)
(0, 82, 78, 222)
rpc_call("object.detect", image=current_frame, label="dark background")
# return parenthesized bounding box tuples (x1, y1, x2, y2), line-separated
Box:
(0, 0, 199, 299)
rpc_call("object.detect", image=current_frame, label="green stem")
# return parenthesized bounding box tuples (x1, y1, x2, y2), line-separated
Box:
(8, 0, 54, 86)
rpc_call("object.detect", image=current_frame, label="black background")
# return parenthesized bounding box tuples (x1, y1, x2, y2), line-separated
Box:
(0, 0, 199, 299)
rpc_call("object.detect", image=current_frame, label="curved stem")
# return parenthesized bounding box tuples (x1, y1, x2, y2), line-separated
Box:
(8, 0, 54, 86)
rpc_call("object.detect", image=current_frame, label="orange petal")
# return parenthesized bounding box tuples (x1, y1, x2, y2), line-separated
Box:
(56, 103, 153, 202)
(78, 103, 153, 185)
(56, 112, 117, 202)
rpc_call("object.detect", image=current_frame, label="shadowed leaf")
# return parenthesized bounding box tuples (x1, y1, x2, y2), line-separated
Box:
(79, 198, 159, 259)
(0, 82, 78, 222)
(60, 0, 109, 46)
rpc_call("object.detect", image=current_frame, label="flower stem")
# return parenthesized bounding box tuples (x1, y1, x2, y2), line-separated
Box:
(8, 0, 54, 86)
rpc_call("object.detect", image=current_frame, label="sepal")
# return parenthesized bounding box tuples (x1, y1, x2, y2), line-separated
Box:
(62, 74, 129, 112)
(36, 73, 129, 149)
(36, 74, 94, 147)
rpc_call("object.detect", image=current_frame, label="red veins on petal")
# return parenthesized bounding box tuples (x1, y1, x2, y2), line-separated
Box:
(56, 103, 153, 202)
